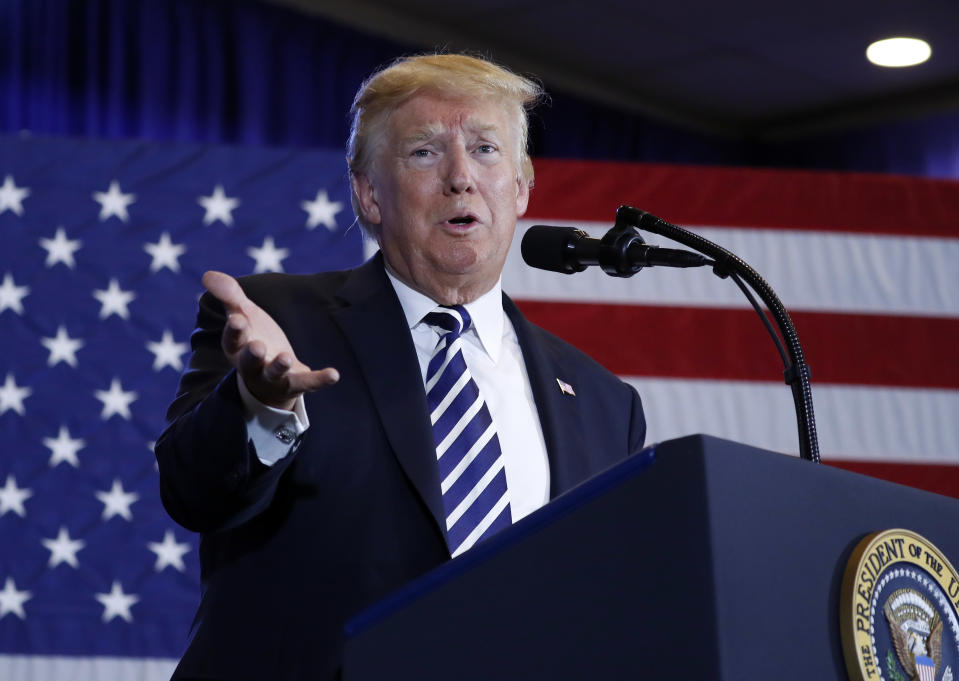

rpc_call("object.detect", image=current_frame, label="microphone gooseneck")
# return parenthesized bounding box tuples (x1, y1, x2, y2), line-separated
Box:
(520, 206, 820, 464)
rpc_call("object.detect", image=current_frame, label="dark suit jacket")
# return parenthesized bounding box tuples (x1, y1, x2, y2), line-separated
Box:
(155, 254, 645, 681)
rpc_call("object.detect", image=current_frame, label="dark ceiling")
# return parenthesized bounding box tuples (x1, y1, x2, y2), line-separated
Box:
(271, 0, 959, 140)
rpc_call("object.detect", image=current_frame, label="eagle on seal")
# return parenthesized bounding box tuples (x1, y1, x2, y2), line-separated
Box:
(884, 589, 943, 681)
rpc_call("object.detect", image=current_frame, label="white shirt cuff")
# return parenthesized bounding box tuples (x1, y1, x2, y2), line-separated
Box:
(236, 374, 310, 466)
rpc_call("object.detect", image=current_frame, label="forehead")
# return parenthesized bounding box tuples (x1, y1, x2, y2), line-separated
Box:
(386, 92, 515, 142)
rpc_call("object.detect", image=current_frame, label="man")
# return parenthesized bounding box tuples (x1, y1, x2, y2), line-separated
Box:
(156, 54, 646, 680)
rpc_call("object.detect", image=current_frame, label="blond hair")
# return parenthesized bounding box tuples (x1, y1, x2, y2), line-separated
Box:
(347, 54, 543, 232)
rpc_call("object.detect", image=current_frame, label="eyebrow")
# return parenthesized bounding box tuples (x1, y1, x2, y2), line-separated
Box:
(399, 121, 503, 147)
(400, 125, 442, 146)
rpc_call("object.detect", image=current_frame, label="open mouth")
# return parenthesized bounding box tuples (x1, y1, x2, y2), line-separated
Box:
(447, 216, 476, 225)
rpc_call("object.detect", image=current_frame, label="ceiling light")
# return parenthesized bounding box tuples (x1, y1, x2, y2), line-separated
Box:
(866, 37, 931, 67)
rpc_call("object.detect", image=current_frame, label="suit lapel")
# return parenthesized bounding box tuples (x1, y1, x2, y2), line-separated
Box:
(331, 255, 447, 542)
(504, 295, 591, 498)
(329, 265, 587, 537)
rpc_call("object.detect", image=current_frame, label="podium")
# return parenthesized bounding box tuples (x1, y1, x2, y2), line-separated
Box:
(341, 435, 959, 680)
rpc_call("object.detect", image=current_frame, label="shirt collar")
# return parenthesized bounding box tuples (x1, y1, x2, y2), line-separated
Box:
(384, 267, 505, 363)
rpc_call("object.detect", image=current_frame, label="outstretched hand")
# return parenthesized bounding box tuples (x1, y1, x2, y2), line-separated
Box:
(202, 271, 339, 410)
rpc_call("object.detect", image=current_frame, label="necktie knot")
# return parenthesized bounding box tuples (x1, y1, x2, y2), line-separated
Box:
(424, 305, 471, 338)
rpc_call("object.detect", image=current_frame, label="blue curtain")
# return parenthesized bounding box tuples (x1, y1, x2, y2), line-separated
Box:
(0, 0, 402, 146)
(748, 110, 959, 178)
(2, 0, 958, 179)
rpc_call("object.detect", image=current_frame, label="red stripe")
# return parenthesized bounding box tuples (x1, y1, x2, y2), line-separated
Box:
(515, 300, 959, 388)
(527, 159, 959, 238)
(826, 460, 959, 500)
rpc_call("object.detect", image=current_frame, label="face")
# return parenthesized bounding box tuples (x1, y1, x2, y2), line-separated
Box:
(352, 92, 530, 305)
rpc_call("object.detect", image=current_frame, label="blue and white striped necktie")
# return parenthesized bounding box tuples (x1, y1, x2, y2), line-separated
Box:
(423, 305, 512, 557)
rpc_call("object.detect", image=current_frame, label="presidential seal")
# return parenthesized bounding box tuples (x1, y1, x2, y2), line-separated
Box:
(841, 529, 959, 681)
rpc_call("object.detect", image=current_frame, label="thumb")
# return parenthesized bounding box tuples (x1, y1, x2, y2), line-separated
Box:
(202, 271, 248, 314)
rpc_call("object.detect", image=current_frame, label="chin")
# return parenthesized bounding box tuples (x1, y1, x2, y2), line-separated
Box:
(435, 243, 483, 272)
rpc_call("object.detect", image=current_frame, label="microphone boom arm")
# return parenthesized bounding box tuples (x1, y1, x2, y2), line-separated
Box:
(614, 205, 821, 463)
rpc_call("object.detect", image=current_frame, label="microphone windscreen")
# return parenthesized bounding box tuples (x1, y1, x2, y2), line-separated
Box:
(521, 225, 583, 273)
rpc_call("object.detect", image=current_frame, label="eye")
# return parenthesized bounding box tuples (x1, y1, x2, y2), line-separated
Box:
(476, 144, 497, 154)
(411, 148, 432, 158)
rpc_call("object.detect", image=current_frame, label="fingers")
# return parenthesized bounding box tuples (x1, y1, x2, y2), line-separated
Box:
(221, 312, 250, 356)
(262, 351, 293, 383)
(236, 339, 267, 378)
(202, 270, 249, 313)
(288, 367, 340, 393)
(262, 355, 339, 394)
(238, 351, 340, 409)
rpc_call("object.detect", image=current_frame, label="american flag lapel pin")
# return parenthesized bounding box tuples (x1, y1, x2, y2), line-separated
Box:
(556, 378, 576, 396)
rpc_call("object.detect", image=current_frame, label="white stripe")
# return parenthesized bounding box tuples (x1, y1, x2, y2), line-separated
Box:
(441, 422, 497, 494)
(506, 220, 959, 318)
(425, 336, 460, 393)
(435, 394, 484, 458)
(446, 307, 466, 331)
(446, 458, 506, 528)
(0, 655, 177, 681)
(430, 370, 470, 425)
(625, 376, 959, 462)
(451, 492, 511, 558)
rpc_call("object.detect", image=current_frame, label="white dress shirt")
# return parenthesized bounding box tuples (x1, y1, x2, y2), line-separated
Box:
(239, 268, 551, 522)
(386, 271, 551, 522)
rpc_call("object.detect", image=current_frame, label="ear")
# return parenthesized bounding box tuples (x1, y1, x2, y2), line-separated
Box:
(351, 172, 382, 226)
(515, 176, 530, 218)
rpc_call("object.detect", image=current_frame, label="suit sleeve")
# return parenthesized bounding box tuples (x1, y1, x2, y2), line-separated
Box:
(154, 290, 299, 533)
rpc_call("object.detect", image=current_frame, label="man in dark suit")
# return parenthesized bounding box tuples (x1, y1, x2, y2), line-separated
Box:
(156, 54, 645, 680)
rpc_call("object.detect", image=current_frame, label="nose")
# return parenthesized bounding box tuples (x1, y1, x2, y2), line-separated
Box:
(444, 146, 474, 195)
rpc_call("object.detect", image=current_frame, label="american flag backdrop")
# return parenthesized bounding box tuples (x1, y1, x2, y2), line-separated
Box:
(0, 134, 363, 678)
(506, 159, 959, 492)
(1, 134, 958, 678)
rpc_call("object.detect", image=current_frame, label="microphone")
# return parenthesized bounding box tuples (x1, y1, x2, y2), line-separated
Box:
(521, 224, 707, 277)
